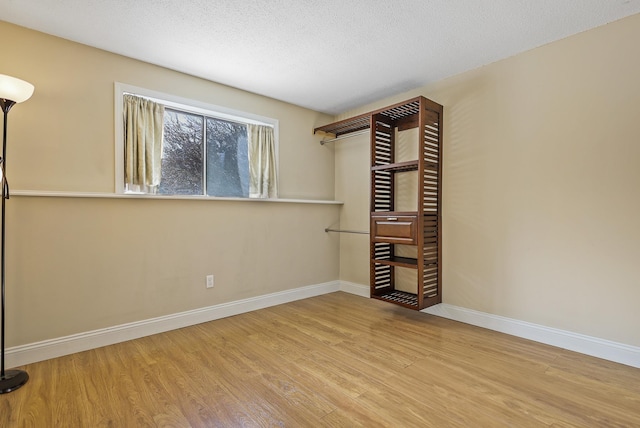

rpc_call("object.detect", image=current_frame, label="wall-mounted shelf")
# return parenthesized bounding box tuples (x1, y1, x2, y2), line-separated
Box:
(371, 160, 419, 172)
(314, 96, 441, 137)
(371, 256, 418, 269)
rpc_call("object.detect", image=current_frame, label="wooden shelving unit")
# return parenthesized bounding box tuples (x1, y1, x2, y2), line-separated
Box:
(315, 96, 443, 310)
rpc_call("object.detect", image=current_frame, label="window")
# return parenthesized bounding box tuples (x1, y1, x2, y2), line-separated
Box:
(160, 109, 250, 197)
(115, 83, 278, 198)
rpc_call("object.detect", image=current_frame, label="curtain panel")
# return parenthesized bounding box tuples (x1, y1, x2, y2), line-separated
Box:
(123, 94, 165, 193)
(247, 124, 278, 198)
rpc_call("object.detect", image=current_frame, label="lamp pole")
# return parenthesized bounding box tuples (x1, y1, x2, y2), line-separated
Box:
(0, 74, 34, 394)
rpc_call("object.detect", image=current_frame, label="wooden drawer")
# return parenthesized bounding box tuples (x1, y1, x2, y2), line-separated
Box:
(371, 212, 417, 245)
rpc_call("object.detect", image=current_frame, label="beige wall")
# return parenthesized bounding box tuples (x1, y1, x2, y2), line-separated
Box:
(334, 132, 370, 284)
(335, 13, 640, 346)
(1, 21, 340, 346)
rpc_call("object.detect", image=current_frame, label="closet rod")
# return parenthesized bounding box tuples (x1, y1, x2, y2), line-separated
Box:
(320, 129, 370, 145)
(325, 228, 369, 235)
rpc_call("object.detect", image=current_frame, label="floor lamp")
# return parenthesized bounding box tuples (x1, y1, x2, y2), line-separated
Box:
(0, 74, 34, 394)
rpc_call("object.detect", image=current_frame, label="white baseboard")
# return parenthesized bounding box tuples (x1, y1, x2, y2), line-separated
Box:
(422, 303, 640, 369)
(338, 280, 370, 297)
(337, 280, 640, 368)
(10, 280, 639, 370)
(7, 280, 341, 368)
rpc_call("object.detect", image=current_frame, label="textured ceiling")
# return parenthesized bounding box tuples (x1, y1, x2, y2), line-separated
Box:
(2, 0, 640, 114)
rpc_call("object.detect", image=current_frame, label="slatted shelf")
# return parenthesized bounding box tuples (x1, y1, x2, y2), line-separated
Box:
(372, 291, 419, 309)
(313, 96, 434, 137)
(314, 114, 370, 137)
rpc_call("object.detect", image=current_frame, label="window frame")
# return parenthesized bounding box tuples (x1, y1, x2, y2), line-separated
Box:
(114, 82, 279, 196)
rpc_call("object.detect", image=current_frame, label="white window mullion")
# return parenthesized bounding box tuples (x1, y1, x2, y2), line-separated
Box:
(202, 115, 207, 196)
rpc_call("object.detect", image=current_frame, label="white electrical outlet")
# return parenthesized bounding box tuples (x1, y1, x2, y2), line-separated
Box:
(206, 274, 214, 288)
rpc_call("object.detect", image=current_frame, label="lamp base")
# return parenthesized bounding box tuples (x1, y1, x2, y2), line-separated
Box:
(0, 369, 29, 393)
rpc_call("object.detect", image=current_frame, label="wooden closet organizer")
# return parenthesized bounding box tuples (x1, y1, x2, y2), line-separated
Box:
(315, 96, 443, 310)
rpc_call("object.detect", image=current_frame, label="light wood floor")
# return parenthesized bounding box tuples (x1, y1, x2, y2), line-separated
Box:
(2, 292, 639, 427)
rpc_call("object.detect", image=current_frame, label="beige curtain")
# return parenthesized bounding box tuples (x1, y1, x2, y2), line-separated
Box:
(247, 124, 278, 198)
(123, 94, 165, 193)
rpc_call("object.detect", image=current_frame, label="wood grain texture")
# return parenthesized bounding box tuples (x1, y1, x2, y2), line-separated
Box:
(2, 292, 639, 427)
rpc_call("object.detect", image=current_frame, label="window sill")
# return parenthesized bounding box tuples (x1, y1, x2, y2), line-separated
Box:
(12, 190, 344, 205)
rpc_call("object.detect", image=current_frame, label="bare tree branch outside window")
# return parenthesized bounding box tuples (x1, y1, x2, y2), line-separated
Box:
(159, 109, 203, 195)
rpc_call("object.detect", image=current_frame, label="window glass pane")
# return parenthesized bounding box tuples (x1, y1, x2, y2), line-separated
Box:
(159, 109, 204, 195)
(206, 117, 249, 197)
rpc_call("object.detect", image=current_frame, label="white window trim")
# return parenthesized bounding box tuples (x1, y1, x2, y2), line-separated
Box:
(114, 82, 279, 195)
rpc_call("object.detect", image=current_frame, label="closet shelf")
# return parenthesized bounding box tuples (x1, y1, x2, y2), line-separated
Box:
(315, 114, 370, 138)
(314, 96, 440, 138)
(371, 161, 438, 173)
(371, 160, 418, 172)
(372, 256, 418, 269)
(372, 291, 419, 309)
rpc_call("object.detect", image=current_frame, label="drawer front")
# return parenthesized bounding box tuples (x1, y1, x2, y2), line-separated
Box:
(371, 214, 417, 245)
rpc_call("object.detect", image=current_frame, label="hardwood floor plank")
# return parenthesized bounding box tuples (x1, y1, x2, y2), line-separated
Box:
(2, 292, 639, 427)
(407, 343, 639, 427)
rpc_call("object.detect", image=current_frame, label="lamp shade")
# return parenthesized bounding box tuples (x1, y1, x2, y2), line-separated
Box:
(0, 74, 34, 104)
